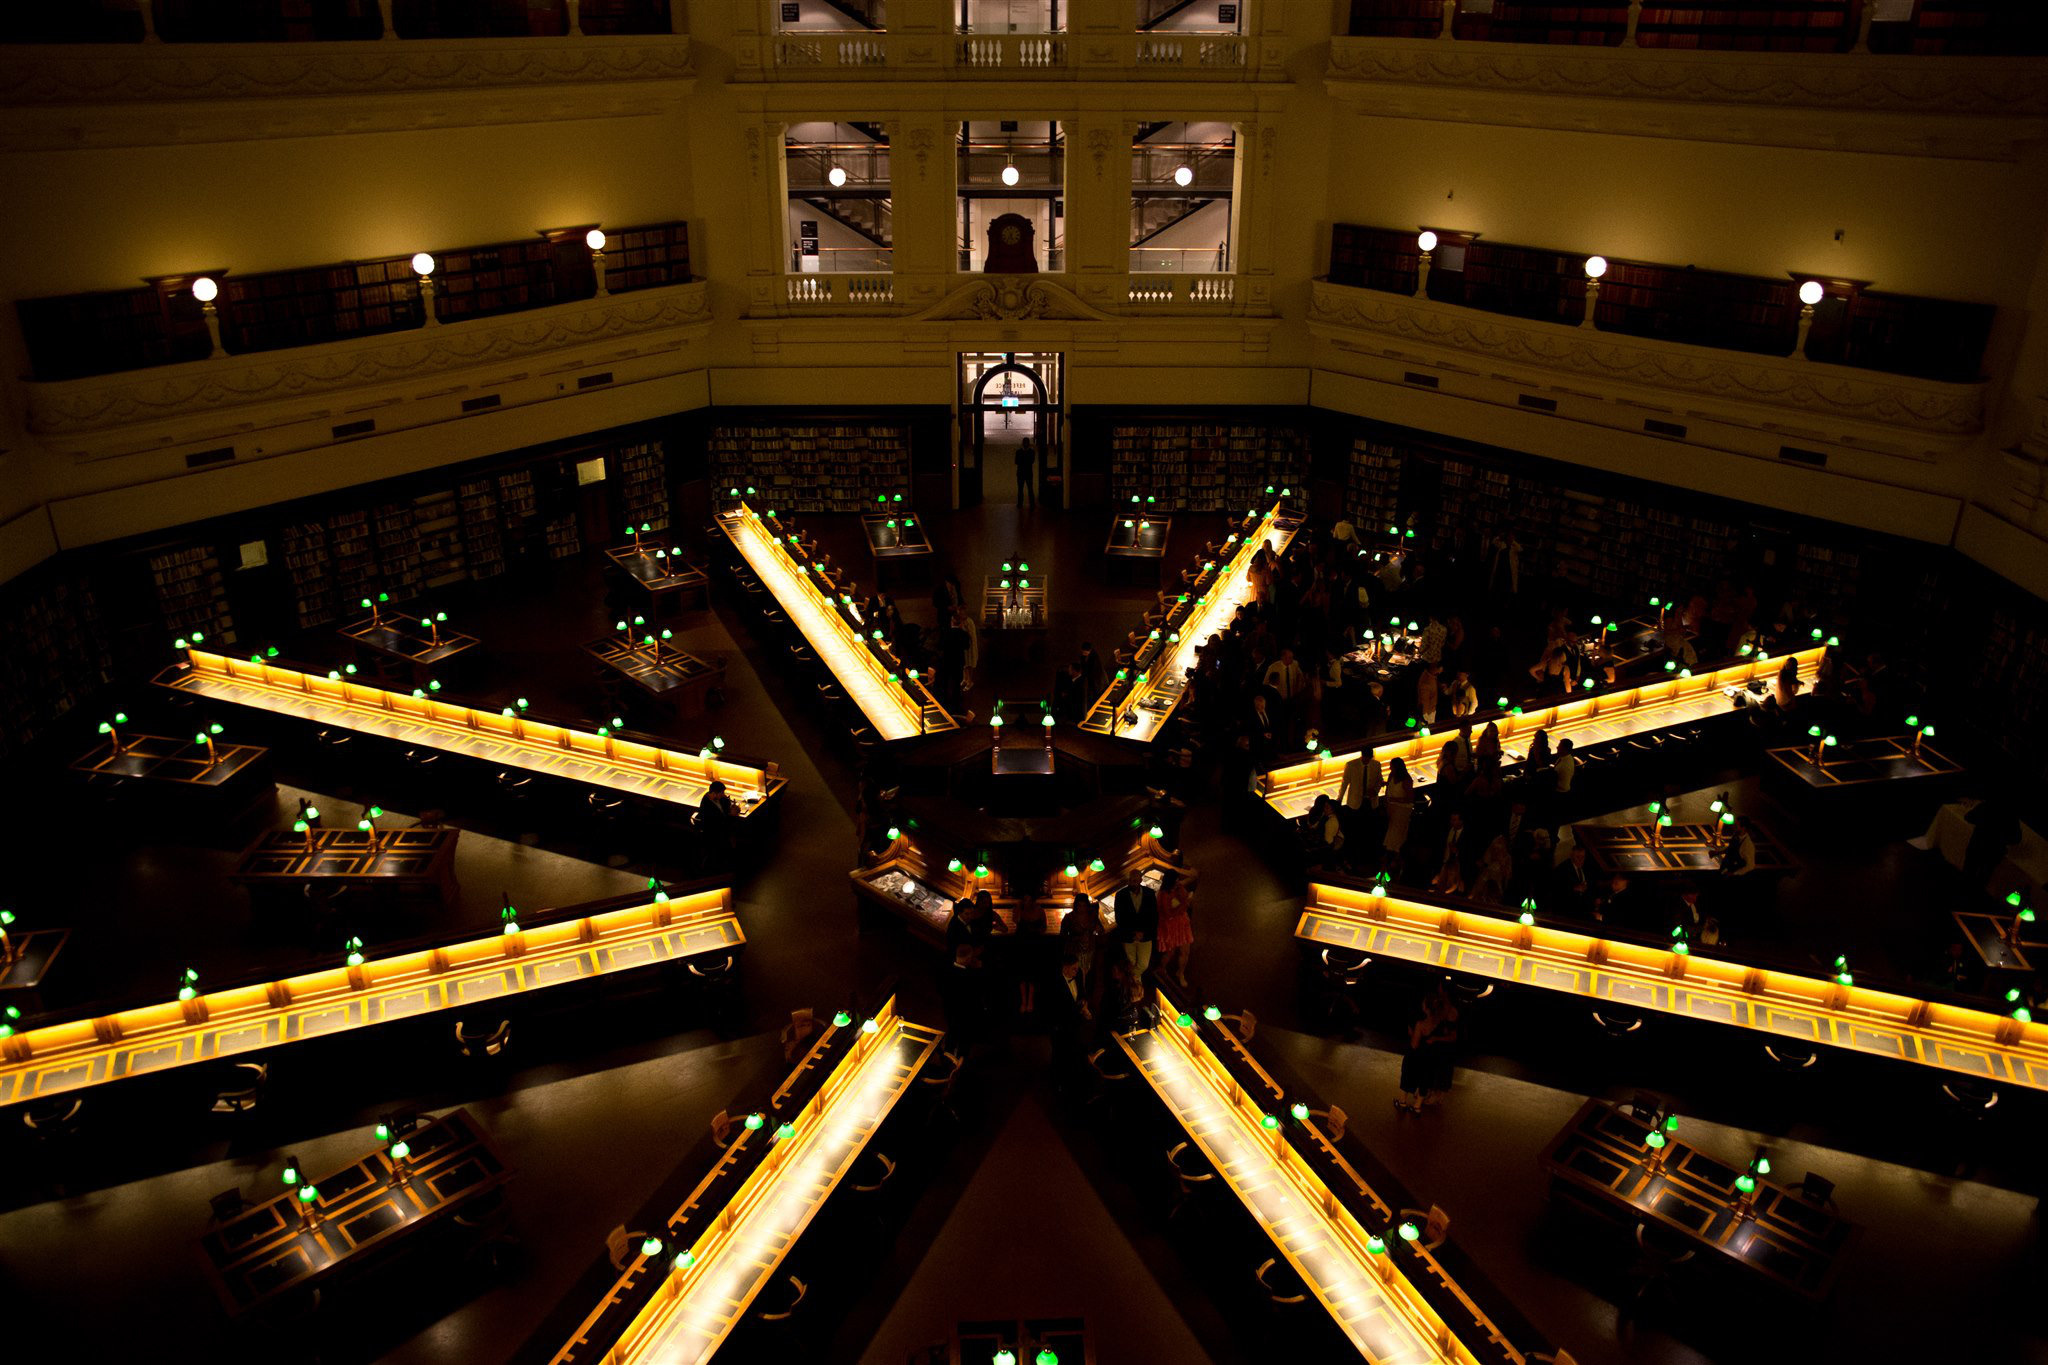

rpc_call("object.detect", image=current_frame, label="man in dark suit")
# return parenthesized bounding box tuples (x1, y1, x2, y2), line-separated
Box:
(1111, 871, 1159, 984)
(1549, 844, 1594, 920)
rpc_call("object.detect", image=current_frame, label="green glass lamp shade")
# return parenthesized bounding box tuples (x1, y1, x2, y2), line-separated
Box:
(744, 1112, 765, 1130)
(994, 1352, 1017, 1365)
(1644, 1131, 1666, 1150)
(861, 1017, 880, 1035)
(1203, 1005, 1222, 1022)
(1036, 1349, 1059, 1365)
(1175, 1012, 1194, 1028)
(298, 1186, 319, 1204)
(390, 1140, 410, 1160)
(947, 858, 963, 872)
(1260, 1114, 1279, 1131)
(1291, 1102, 1310, 1121)
(1735, 1175, 1756, 1194)
(673, 1250, 695, 1271)
(640, 1236, 663, 1257)
(1064, 863, 1079, 877)
(1398, 1221, 1420, 1241)
(1090, 858, 1106, 872)
(833, 1010, 853, 1028)
(1148, 825, 1165, 839)
(1664, 1114, 1680, 1132)
(774, 1122, 796, 1141)
(1366, 1235, 1387, 1255)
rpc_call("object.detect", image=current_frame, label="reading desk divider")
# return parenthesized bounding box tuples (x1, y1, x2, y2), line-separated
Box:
(157, 649, 782, 814)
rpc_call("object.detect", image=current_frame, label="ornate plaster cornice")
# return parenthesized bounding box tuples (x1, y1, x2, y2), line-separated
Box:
(1307, 280, 1986, 441)
(0, 37, 695, 151)
(1326, 38, 2048, 160)
(912, 275, 1122, 323)
(25, 282, 711, 438)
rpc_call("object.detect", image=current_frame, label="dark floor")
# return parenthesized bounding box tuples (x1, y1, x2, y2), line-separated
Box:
(2, 500, 2043, 1364)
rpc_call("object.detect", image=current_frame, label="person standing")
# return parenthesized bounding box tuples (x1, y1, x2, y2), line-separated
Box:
(1395, 986, 1461, 1112)
(1112, 871, 1159, 984)
(1155, 868, 1195, 986)
(1262, 647, 1307, 745)
(1015, 436, 1037, 508)
(1381, 756, 1415, 881)
(956, 605, 980, 696)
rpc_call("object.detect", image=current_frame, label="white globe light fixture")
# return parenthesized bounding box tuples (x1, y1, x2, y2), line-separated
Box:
(1583, 255, 1608, 280)
(191, 276, 219, 304)
(1416, 230, 1438, 253)
(585, 228, 607, 252)
(1173, 164, 1194, 188)
(827, 165, 848, 188)
(1799, 279, 1825, 307)
(411, 252, 436, 278)
(1001, 159, 1020, 187)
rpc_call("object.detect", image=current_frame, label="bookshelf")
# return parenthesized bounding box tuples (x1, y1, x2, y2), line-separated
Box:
(459, 478, 508, 582)
(1635, 1, 1854, 53)
(15, 286, 210, 381)
(1327, 223, 1420, 294)
(1105, 420, 1307, 513)
(148, 544, 234, 646)
(0, 566, 113, 762)
(544, 513, 583, 561)
(1594, 261, 1798, 357)
(221, 258, 422, 355)
(617, 439, 671, 533)
(280, 521, 338, 627)
(413, 488, 468, 589)
(373, 502, 424, 598)
(1345, 438, 1404, 532)
(707, 423, 911, 514)
(606, 222, 693, 294)
(1457, 240, 1583, 326)
(1453, 2, 1631, 45)
(433, 239, 564, 324)
(328, 509, 377, 609)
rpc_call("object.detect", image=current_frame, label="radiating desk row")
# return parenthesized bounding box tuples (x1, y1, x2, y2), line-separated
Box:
(1296, 883, 2048, 1092)
(0, 890, 744, 1107)
(715, 503, 953, 741)
(542, 998, 943, 1364)
(1263, 647, 1827, 819)
(1118, 983, 1549, 1363)
(1084, 502, 1301, 743)
(157, 649, 780, 815)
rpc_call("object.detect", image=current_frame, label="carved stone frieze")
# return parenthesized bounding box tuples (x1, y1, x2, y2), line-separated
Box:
(1307, 281, 1986, 439)
(27, 282, 711, 437)
(0, 37, 695, 151)
(1326, 39, 2048, 159)
(913, 276, 1120, 323)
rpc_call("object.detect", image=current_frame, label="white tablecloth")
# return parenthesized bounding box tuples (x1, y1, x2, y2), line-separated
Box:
(1911, 799, 2048, 898)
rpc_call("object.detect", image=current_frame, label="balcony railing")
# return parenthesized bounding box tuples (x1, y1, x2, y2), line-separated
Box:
(785, 274, 896, 306)
(1325, 221, 1993, 383)
(957, 33, 1067, 69)
(1132, 33, 1247, 67)
(1344, 0, 2048, 55)
(0, 0, 673, 43)
(16, 220, 690, 382)
(773, 32, 891, 67)
(1129, 247, 1232, 274)
(791, 247, 895, 273)
(1126, 274, 1236, 305)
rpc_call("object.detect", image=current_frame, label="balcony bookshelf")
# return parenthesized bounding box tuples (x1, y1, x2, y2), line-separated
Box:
(707, 422, 911, 515)
(1106, 420, 1307, 513)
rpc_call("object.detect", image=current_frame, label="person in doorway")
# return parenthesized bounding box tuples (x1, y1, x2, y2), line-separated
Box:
(1016, 436, 1037, 508)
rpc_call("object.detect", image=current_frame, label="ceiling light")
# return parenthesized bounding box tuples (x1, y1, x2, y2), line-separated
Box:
(1173, 164, 1193, 187)
(1001, 158, 1020, 187)
(827, 166, 847, 188)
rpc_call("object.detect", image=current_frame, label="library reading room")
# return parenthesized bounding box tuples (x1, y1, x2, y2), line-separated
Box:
(4, 3, 2048, 1363)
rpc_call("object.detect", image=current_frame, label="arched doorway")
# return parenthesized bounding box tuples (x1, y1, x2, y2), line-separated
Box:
(958, 352, 1062, 509)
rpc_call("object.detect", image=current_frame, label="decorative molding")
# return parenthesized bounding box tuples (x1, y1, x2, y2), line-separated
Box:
(26, 282, 710, 438)
(1089, 127, 1115, 181)
(913, 276, 1122, 323)
(1325, 38, 2048, 160)
(0, 37, 695, 151)
(1307, 280, 1986, 442)
(905, 126, 936, 180)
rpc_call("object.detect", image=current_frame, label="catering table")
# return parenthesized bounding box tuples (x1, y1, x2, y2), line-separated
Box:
(0, 889, 744, 1107)
(606, 543, 708, 618)
(200, 1108, 508, 1314)
(340, 610, 479, 681)
(70, 732, 269, 789)
(583, 636, 726, 718)
(981, 572, 1047, 634)
(1574, 820, 1794, 877)
(1912, 799, 2048, 901)
(1539, 1098, 1850, 1299)
(232, 825, 460, 903)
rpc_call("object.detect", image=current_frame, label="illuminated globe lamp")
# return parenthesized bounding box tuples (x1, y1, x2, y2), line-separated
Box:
(1794, 277, 1826, 357)
(412, 251, 439, 326)
(1001, 157, 1020, 187)
(1580, 254, 1608, 328)
(1413, 228, 1438, 299)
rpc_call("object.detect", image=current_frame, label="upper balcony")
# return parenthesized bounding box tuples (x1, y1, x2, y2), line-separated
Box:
(0, 1, 693, 150)
(1331, 1, 2048, 159)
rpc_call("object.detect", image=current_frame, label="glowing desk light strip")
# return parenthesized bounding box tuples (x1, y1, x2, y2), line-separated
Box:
(0, 892, 743, 1106)
(1263, 647, 1825, 818)
(716, 505, 938, 741)
(1086, 502, 1298, 743)
(1298, 884, 2048, 1093)
(161, 650, 779, 810)
(1119, 998, 1487, 1364)
(593, 1000, 943, 1364)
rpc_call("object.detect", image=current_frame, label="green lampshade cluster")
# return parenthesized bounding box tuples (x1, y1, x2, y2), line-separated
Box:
(1670, 926, 1690, 956)
(344, 935, 365, 968)
(176, 967, 199, 1001)
(1833, 954, 1853, 987)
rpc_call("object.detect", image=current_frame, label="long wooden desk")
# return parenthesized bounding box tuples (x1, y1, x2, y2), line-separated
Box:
(716, 503, 953, 740)
(0, 890, 744, 1108)
(1539, 1099, 1849, 1299)
(584, 636, 726, 718)
(1116, 986, 1527, 1364)
(1297, 883, 2048, 1092)
(156, 649, 781, 816)
(545, 998, 943, 1364)
(607, 544, 709, 616)
(1767, 734, 1962, 789)
(340, 610, 479, 672)
(1263, 647, 1827, 819)
(232, 825, 461, 902)
(1573, 821, 1795, 877)
(1083, 502, 1300, 742)
(70, 732, 269, 788)
(201, 1107, 509, 1314)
